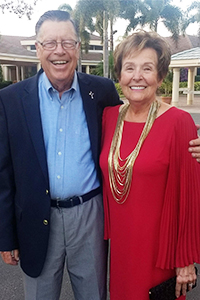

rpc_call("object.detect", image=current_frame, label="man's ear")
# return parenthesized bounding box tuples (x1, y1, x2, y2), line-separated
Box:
(76, 42, 81, 59)
(35, 42, 41, 59)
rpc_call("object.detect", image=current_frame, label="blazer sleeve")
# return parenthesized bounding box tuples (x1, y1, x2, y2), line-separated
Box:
(156, 111, 200, 269)
(0, 97, 18, 251)
(102, 78, 122, 108)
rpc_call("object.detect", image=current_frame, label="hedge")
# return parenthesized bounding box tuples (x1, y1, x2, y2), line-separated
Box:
(0, 81, 13, 89)
(115, 82, 124, 98)
(180, 81, 200, 91)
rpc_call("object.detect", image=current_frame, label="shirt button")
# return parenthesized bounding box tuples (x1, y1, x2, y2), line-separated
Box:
(61, 106, 64, 109)
(43, 220, 48, 225)
(57, 175, 61, 179)
(46, 189, 49, 195)
(59, 128, 63, 132)
(58, 151, 62, 156)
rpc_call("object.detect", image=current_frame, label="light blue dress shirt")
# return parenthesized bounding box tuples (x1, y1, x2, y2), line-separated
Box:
(38, 72, 100, 199)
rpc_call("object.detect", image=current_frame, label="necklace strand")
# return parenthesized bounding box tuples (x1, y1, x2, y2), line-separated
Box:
(108, 100, 160, 204)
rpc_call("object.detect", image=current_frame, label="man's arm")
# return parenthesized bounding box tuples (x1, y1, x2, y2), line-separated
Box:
(189, 137, 200, 162)
(0, 96, 18, 256)
(189, 125, 200, 163)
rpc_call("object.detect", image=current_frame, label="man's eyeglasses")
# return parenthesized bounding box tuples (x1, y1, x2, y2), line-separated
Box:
(37, 40, 79, 50)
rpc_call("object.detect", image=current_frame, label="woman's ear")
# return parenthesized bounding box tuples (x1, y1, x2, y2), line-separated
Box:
(157, 79, 163, 88)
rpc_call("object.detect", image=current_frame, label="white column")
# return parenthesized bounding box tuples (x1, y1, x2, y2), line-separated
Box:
(8, 68, 12, 81)
(2, 66, 8, 80)
(21, 66, 24, 81)
(171, 68, 180, 106)
(16, 66, 19, 82)
(187, 67, 195, 105)
(86, 65, 90, 74)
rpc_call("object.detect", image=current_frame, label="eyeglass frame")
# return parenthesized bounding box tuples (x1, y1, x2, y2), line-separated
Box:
(37, 39, 79, 50)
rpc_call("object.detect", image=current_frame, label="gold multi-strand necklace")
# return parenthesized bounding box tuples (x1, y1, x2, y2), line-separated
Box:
(108, 100, 160, 204)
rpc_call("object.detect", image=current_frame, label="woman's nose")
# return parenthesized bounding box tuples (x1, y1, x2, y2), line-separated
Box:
(132, 69, 142, 81)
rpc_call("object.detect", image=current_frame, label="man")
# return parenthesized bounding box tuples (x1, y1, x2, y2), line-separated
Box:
(0, 9, 200, 300)
(0, 10, 120, 300)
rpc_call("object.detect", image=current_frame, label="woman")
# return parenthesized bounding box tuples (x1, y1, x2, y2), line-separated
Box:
(100, 30, 200, 300)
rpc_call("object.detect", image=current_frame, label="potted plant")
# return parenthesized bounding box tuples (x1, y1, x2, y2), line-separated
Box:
(158, 71, 173, 104)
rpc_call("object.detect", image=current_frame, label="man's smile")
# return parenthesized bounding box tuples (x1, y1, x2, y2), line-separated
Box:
(51, 60, 68, 65)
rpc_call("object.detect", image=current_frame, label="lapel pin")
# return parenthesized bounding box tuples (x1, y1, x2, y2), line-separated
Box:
(89, 91, 94, 99)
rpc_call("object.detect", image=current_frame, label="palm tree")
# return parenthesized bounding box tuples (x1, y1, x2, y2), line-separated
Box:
(91, 51, 116, 81)
(58, 3, 94, 72)
(73, 0, 120, 77)
(185, 1, 200, 37)
(120, 0, 183, 43)
(118, 0, 140, 35)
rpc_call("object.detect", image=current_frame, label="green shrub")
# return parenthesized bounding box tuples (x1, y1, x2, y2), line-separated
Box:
(0, 81, 12, 89)
(194, 82, 200, 91)
(179, 81, 200, 92)
(90, 62, 103, 77)
(157, 70, 173, 96)
(179, 81, 187, 88)
(115, 83, 124, 98)
(157, 82, 165, 95)
(0, 66, 3, 82)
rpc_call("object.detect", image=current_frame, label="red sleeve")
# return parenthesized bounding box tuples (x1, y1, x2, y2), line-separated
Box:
(156, 111, 200, 269)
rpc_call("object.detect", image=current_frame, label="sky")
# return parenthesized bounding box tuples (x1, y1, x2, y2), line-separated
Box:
(0, 0, 199, 41)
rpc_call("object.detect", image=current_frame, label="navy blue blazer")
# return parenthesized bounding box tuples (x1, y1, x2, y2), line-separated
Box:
(0, 70, 121, 277)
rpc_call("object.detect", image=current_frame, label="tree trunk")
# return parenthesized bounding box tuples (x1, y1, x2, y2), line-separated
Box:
(77, 51, 82, 72)
(103, 10, 109, 78)
(110, 17, 114, 52)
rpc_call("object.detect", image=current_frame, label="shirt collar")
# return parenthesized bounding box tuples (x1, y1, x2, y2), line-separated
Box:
(41, 71, 78, 96)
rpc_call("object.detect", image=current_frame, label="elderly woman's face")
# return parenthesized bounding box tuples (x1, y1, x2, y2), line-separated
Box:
(119, 48, 162, 105)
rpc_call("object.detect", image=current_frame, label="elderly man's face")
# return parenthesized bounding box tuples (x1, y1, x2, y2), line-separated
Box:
(35, 20, 80, 92)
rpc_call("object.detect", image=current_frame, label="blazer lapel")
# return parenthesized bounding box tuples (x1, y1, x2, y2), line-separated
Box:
(22, 75, 49, 184)
(77, 73, 99, 165)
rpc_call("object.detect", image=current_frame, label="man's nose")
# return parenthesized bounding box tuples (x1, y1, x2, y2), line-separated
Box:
(54, 42, 66, 53)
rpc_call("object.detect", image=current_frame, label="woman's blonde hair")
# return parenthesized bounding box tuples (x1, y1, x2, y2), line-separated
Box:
(114, 30, 171, 81)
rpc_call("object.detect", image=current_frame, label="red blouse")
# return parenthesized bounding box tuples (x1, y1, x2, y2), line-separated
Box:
(100, 105, 200, 300)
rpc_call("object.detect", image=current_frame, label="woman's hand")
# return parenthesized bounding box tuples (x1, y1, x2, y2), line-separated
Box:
(175, 264, 197, 298)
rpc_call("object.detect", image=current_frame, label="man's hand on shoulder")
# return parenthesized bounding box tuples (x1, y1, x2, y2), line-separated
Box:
(189, 125, 200, 163)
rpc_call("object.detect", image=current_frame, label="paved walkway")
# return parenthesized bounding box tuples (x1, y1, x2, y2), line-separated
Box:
(170, 94, 200, 114)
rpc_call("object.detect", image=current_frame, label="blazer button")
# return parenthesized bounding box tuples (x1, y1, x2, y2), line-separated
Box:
(43, 219, 48, 225)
